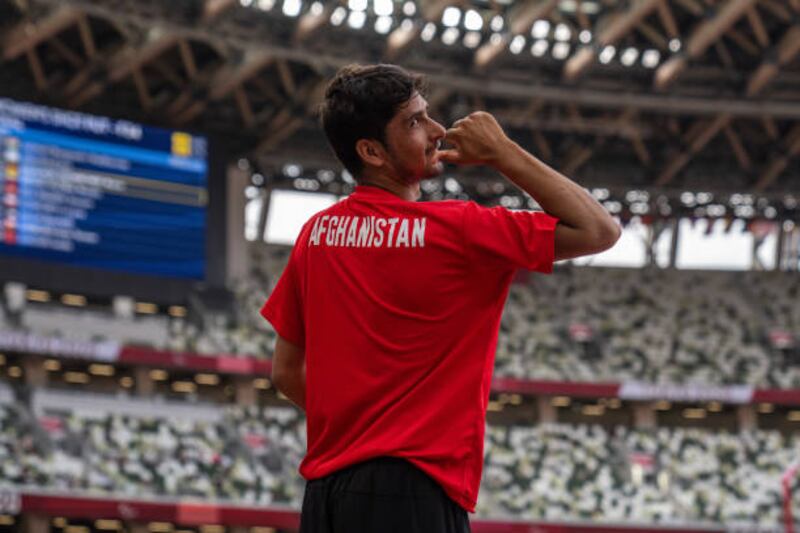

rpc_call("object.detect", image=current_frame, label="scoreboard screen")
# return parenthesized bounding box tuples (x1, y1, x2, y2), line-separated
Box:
(0, 98, 208, 280)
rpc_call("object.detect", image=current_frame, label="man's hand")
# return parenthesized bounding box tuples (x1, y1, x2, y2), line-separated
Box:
(437, 111, 513, 166)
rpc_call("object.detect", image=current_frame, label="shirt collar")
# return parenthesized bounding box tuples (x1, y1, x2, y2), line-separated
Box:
(351, 184, 409, 202)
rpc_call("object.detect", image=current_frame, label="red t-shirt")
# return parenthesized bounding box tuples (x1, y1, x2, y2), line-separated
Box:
(261, 185, 558, 512)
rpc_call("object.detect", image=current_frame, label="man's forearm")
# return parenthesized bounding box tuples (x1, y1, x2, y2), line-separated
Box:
(492, 139, 617, 236)
(274, 368, 306, 410)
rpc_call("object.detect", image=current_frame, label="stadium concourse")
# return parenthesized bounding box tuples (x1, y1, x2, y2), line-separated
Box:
(1, 0, 800, 532)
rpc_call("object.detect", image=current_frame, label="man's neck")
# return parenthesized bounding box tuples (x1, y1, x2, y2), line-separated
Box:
(358, 174, 419, 202)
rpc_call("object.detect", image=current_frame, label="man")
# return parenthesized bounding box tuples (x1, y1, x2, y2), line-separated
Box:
(261, 64, 620, 532)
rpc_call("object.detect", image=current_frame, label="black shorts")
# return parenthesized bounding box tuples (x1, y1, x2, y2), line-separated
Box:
(299, 457, 471, 533)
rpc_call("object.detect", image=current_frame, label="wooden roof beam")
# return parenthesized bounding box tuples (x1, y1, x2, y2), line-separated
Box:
(722, 124, 752, 171)
(760, 0, 792, 22)
(294, 3, 334, 43)
(178, 39, 198, 80)
(174, 49, 274, 124)
(25, 47, 47, 91)
(132, 67, 152, 111)
(76, 14, 96, 60)
(673, 0, 704, 17)
(254, 78, 327, 154)
(202, 0, 237, 24)
(656, 0, 679, 39)
(3, 5, 82, 61)
(747, 26, 800, 97)
(276, 59, 296, 99)
(562, 143, 595, 176)
(106, 29, 181, 83)
(563, 0, 661, 82)
(49, 36, 83, 68)
(754, 123, 800, 191)
(475, 0, 558, 70)
(655, 114, 730, 186)
(65, 28, 180, 108)
(654, 0, 757, 90)
(386, 0, 454, 60)
(746, 6, 769, 48)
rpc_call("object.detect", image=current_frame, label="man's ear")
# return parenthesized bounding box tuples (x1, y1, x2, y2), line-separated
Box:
(355, 139, 386, 168)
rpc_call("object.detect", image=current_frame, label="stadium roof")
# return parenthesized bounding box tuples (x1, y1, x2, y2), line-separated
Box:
(1, 0, 800, 198)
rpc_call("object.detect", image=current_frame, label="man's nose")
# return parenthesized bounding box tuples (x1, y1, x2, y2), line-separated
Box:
(430, 119, 447, 139)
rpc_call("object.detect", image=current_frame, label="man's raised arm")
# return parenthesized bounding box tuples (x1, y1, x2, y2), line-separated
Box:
(439, 112, 621, 261)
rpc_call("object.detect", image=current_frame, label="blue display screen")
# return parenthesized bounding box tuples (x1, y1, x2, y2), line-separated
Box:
(0, 98, 208, 279)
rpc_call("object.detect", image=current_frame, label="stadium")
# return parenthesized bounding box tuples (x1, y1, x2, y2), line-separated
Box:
(0, 0, 799, 531)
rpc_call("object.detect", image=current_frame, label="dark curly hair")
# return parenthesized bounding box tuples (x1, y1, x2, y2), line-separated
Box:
(320, 64, 427, 179)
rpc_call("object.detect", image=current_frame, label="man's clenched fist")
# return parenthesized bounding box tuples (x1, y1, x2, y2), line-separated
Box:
(436, 111, 513, 167)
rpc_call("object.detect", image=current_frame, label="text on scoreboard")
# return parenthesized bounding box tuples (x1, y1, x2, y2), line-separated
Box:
(0, 98, 208, 279)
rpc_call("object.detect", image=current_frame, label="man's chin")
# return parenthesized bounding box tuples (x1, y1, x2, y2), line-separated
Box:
(425, 161, 445, 178)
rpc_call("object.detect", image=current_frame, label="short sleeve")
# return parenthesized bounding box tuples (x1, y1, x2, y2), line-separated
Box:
(463, 201, 558, 273)
(260, 248, 305, 348)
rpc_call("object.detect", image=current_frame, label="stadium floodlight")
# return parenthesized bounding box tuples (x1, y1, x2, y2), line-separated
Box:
(442, 6, 461, 27)
(421, 179, 440, 193)
(509, 35, 526, 54)
(642, 49, 660, 68)
(240, 0, 253, 6)
(348, 0, 367, 11)
(707, 204, 726, 217)
(669, 38, 681, 52)
(625, 190, 648, 202)
(442, 27, 460, 45)
(251, 173, 265, 186)
(374, 15, 393, 34)
(464, 9, 483, 31)
(307, 1, 322, 15)
(400, 18, 413, 30)
(579, 30, 592, 44)
(552, 41, 570, 60)
(554, 23, 571, 42)
(348, 10, 367, 29)
(490, 32, 503, 45)
(490, 15, 504, 32)
(559, 0, 578, 11)
(317, 169, 336, 183)
(598, 45, 615, 63)
(421, 22, 436, 41)
(531, 39, 549, 57)
(581, 1, 600, 14)
(283, 163, 302, 177)
(463, 31, 481, 49)
(373, 0, 393, 16)
(257, 0, 276, 9)
(403, 1, 416, 16)
(330, 6, 347, 25)
(444, 177, 461, 193)
(283, 0, 302, 17)
(620, 47, 639, 66)
(696, 192, 713, 204)
(531, 19, 550, 39)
